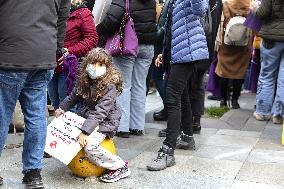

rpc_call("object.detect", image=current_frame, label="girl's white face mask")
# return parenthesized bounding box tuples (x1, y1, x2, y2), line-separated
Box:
(86, 64, 106, 79)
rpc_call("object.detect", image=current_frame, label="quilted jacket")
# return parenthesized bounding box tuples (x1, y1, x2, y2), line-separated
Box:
(253, 0, 284, 41)
(171, 0, 209, 64)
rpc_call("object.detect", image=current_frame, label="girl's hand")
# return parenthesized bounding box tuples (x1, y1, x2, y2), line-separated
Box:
(155, 54, 163, 67)
(55, 109, 63, 118)
(77, 133, 89, 147)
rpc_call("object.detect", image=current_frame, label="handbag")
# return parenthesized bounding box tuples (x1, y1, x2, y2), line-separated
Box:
(105, 0, 138, 57)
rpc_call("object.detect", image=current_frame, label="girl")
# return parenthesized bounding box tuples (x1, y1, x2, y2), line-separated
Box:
(55, 48, 131, 183)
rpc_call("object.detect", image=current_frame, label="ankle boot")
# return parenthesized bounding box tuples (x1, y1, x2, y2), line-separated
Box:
(153, 108, 168, 121)
(176, 132, 196, 150)
(192, 116, 201, 134)
(220, 99, 227, 107)
(147, 144, 176, 171)
(231, 98, 240, 109)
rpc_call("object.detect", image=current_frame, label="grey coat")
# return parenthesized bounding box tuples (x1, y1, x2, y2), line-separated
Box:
(253, 0, 284, 41)
(59, 84, 121, 138)
(0, 0, 70, 70)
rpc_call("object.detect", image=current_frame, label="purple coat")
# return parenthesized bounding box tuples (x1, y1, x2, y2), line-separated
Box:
(59, 84, 121, 137)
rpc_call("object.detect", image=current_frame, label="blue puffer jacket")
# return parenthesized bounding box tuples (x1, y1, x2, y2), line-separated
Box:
(171, 0, 209, 64)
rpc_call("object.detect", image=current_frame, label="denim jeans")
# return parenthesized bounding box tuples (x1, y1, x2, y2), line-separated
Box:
(0, 69, 53, 172)
(146, 62, 166, 102)
(256, 41, 284, 117)
(47, 73, 67, 109)
(163, 63, 196, 149)
(113, 45, 154, 132)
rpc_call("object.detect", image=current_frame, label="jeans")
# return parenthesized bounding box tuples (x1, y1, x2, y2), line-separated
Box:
(256, 41, 284, 117)
(113, 45, 154, 132)
(146, 61, 166, 102)
(47, 73, 67, 109)
(163, 63, 196, 149)
(0, 69, 53, 172)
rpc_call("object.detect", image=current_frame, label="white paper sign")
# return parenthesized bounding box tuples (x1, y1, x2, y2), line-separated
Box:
(45, 112, 85, 165)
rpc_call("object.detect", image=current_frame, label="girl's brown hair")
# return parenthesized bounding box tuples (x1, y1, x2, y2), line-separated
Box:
(76, 48, 123, 101)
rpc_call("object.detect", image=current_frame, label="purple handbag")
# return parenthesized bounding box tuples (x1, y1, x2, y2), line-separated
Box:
(105, 0, 138, 57)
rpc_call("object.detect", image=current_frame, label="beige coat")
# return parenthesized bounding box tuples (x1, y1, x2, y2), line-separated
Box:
(215, 0, 252, 79)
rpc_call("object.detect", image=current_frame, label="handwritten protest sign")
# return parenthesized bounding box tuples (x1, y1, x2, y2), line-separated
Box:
(45, 112, 85, 165)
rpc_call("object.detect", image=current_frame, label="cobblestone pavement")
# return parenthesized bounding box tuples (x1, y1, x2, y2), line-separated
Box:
(1, 93, 284, 189)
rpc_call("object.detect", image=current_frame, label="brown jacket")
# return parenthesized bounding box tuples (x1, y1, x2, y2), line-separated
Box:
(59, 84, 121, 137)
(215, 0, 252, 79)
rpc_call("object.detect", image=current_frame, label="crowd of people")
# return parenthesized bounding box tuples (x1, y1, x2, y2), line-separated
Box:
(0, 0, 283, 188)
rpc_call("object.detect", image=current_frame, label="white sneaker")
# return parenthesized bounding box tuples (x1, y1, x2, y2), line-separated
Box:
(272, 116, 283, 124)
(253, 112, 270, 121)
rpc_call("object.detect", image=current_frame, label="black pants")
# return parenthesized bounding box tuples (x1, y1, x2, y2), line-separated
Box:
(219, 77, 244, 101)
(189, 69, 206, 117)
(163, 63, 196, 149)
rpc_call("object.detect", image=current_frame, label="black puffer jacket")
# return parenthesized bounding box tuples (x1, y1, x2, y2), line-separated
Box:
(96, 0, 157, 44)
(253, 0, 284, 41)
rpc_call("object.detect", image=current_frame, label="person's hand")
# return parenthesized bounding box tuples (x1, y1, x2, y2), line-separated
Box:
(77, 132, 89, 147)
(250, 0, 261, 10)
(54, 109, 63, 118)
(155, 54, 163, 67)
(57, 48, 69, 65)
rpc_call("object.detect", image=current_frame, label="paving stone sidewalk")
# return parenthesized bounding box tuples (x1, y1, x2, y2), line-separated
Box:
(1, 93, 284, 189)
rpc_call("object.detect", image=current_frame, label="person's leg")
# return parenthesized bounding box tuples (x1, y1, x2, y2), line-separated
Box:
(219, 77, 229, 107)
(0, 70, 27, 156)
(129, 45, 154, 132)
(0, 70, 28, 186)
(20, 70, 53, 172)
(146, 61, 154, 95)
(147, 63, 195, 171)
(255, 41, 282, 119)
(57, 74, 68, 107)
(113, 56, 135, 136)
(231, 79, 244, 109)
(47, 72, 60, 109)
(271, 43, 284, 123)
(85, 132, 130, 183)
(190, 69, 206, 133)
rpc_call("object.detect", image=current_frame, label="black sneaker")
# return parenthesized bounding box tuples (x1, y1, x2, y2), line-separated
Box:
(0, 176, 3, 185)
(176, 133, 196, 150)
(43, 152, 52, 158)
(129, 129, 143, 136)
(100, 162, 131, 183)
(115, 131, 129, 138)
(22, 169, 44, 189)
(158, 129, 167, 137)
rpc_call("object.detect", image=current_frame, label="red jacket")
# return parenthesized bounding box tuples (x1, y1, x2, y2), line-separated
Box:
(64, 7, 98, 58)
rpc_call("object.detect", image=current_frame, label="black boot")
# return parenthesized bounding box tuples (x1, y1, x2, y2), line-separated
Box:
(193, 116, 201, 134)
(22, 169, 44, 189)
(153, 109, 167, 121)
(158, 128, 167, 137)
(176, 132, 196, 150)
(231, 98, 240, 109)
(220, 99, 227, 107)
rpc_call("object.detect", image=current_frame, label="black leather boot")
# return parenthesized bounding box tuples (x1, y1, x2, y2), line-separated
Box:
(153, 108, 168, 121)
